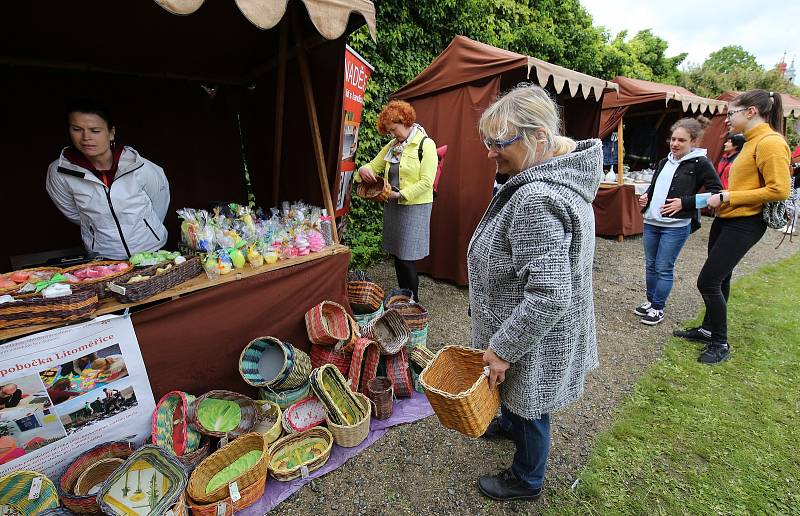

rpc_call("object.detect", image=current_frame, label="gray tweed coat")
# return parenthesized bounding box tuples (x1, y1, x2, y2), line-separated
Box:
(467, 139, 603, 419)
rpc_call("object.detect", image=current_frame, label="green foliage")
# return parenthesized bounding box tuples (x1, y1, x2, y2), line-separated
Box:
(544, 253, 800, 514)
(344, 194, 385, 269)
(704, 45, 761, 74)
(601, 29, 687, 83)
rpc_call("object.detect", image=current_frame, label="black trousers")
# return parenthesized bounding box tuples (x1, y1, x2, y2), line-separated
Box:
(697, 214, 766, 343)
(393, 256, 419, 303)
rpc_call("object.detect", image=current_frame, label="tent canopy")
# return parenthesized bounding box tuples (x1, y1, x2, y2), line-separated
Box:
(391, 36, 617, 285)
(0, 1, 374, 271)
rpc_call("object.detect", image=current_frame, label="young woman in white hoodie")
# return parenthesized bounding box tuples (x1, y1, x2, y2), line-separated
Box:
(634, 117, 722, 325)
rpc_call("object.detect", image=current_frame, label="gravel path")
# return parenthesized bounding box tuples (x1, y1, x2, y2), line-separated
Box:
(274, 220, 798, 515)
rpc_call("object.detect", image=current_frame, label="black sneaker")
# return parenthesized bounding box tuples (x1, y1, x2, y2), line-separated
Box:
(640, 308, 664, 326)
(633, 302, 652, 317)
(673, 326, 712, 343)
(478, 469, 543, 501)
(698, 342, 730, 365)
(481, 417, 513, 441)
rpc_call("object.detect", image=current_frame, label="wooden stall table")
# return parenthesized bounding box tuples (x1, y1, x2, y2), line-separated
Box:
(593, 184, 644, 241)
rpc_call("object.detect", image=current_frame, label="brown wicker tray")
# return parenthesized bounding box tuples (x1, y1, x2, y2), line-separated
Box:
(107, 256, 202, 303)
(62, 260, 133, 298)
(0, 289, 98, 330)
(0, 267, 62, 295)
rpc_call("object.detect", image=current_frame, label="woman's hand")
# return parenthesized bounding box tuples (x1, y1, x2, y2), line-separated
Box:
(483, 348, 510, 390)
(358, 167, 377, 183)
(660, 197, 683, 216)
(707, 191, 727, 208)
(388, 190, 401, 200)
(638, 192, 648, 207)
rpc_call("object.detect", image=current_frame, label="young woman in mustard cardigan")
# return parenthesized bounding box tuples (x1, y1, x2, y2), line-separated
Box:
(674, 90, 790, 364)
(356, 100, 437, 303)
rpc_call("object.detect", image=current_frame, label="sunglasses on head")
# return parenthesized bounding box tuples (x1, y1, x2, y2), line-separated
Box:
(483, 134, 522, 151)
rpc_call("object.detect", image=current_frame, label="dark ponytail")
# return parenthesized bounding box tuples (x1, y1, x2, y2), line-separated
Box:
(732, 89, 785, 135)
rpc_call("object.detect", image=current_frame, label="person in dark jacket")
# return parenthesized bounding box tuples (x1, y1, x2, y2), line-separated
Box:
(716, 133, 745, 189)
(634, 117, 722, 325)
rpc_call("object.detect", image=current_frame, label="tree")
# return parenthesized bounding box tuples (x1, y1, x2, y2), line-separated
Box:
(703, 45, 761, 74)
(600, 29, 687, 83)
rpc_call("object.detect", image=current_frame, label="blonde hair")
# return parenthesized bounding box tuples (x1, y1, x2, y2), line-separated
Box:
(478, 84, 576, 169)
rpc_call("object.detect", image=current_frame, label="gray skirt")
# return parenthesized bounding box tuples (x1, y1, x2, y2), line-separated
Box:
(383, 200, 432, 260)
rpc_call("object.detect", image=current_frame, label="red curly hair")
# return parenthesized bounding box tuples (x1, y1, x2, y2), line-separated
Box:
(377, 100, 416, 135)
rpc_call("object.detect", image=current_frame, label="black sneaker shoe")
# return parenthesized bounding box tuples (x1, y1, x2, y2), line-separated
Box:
(698, 342, 730, 365)
(640, 308, 664, 326)
(673, 326, 712, 344)
(633, 302, 652, 317)
(478, 469, 543, 501)
(481, 417, 513, 441)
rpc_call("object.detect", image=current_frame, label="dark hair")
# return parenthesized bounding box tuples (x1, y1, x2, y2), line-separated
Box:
(726, 133, 746, 152)
(731, 89, 784, 134)
(670, 116, 710, 141)
(66, 98, 115, 129)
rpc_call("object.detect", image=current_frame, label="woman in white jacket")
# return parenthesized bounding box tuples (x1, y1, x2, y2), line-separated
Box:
(46, 99, 170, 260)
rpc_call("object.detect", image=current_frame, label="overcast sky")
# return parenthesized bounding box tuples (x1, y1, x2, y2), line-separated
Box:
(581, 0, 797, 75)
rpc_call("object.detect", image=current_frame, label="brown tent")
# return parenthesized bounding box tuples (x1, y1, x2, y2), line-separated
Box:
(391, 36, 618, 285)
(705, 91, 800, 166)
(0, 0, 375, 271)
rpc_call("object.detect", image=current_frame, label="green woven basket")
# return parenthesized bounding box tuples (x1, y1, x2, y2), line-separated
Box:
(0, 471, 60, 514)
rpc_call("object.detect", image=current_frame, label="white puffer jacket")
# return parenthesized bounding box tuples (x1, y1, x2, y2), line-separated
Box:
(46, 146, 170, 260)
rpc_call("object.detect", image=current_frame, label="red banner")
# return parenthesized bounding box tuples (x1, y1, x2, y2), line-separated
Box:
(334, 45, 374, 217)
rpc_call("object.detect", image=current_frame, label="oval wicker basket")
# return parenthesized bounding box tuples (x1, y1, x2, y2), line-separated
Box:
(310, 364, 368, 426)
(151, 390, 203, 456)
(268, 427, 333, 481)
(253, 399, 282, 444)
(187, 470, 267, 516)
(326, 392, 372, 447)
(187, 432, 268, 504)
(74, 457, 123, 495)
(419, 345, 501, 438)
(62, 260, 133, 298)
(59, 441, 134, 514)
(356, 176, 391, 202)
(259, 382, 311, 410)
(0, 470, 60, 514)
(0, 289, 99, 330)
(0, 266, 62, 295)
(281, 396, 327, 433)
(188, 390, 257, 439)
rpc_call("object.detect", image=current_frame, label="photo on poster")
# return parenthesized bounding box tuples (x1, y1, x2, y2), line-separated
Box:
(39, 343, 129, 405)
(0, 407, 67, 466)
(341, 110, 359, 160)
(56, 383, 139, 436)
(0, 373, 52, 415)
(336, 170, 354, 212)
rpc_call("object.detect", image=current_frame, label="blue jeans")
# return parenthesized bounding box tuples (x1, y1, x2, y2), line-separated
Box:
(496, 406, 550, 489)
(643, 223, 691, 310)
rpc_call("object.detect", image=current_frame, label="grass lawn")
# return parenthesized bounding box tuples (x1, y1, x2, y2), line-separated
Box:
(545, 253, 800, 515)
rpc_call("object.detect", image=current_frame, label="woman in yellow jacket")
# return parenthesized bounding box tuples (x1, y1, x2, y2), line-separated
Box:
(356, 100, 437, 303)
(674, 90, 790, 364)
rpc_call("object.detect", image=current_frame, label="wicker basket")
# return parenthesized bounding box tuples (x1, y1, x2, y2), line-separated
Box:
(188, 472, 266, 515)
(366, 377, 394, 420)
(97, 445, 187, 515)
(274, 342, 312, 390)
(74, 457, 123, 495)
(347, 280, 384, 314)
(356, 176, 391, 202)
(39, 509, 76, 516)
(347, 270, 372, 283)
(361, 309, 410, 355)
(408, 325, 429, 349)
(0, 289, 99, 330)
(353, 303, 383, 328)
(253, 400, 283, 444)
(259, 382, 310, 409)
(348, 338, 380, 394)
(152, 390, 203, 456)
(281, 396, 327, 433)
(268, 427, 333, 481)
(391, 302, 429, 331)
(419, 345, 501, 438)
(107, 256, 202, 303)
(385, 347, 414, 398)
(310, 344, 351, 375)
(384, 287, 413, 307)
(0, 266, 62, 295)
(171, 490, 189, 516)
(327, 392, 371, 447)
(62, 260, 133, 298)
(310, 364, 368, 426)
(410, 346, 436, 369)
(239, 336, 310, 390)
(188, 390, 257, 439)
(0, 471, 60, 514)
(187, 432, 268, 504)
(59, 441, 134, 514)
(178, 437, 211, 472)
(305, 300, 352, 346)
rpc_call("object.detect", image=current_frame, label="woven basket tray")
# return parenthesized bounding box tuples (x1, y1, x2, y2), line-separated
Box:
(347, 280, 384, 314)
(0, 470, 60, 514)
(62, 260, 133, 298)
(74, 457, 123, 495)
(327, 392, 371, 447)
(0, 289, 98, 330)
(356, 176, 391, 202)
(281, 396, 327, 433)
(0, 266, 62, 295)
(107, 256, 202, 303)
(187, 432, 268, 504)
(152, 390, 203, 456)
(419, 345, 500, 438)
(188, 390, 257, 439)
(188, 472, 266, 515)
(59, 441, 134, 514)
(268, 427, 333, 481)
(361, 309, 410, 355)
(259, 382, 310, 410)
(310, 364, 368, 426)
(366, 376, 394, 420)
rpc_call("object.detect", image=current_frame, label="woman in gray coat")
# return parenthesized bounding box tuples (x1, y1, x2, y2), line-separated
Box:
(469, 85, 602, 501)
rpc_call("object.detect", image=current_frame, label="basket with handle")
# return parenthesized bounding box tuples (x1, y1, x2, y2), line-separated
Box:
(0, 471, 60, 514)
(310, 344, 351, 376)
(384, 347, 414, 398)
(58, 440, 134, 514)
(419, 345, 501, 438)
(187, 390, 257, 439)
(107, 256, 202, 303)
(326, 392, 371, 447)
(151, 390, 203, 457)
(187, 432, 268, 505)
(347, 280, 384, 314)
(62, 260, 133, 298)
(348, 338, 380, 394)
(309, 364, 368, 426)
(305, 300, 353, 346)
(0, 289, 99, 330)
(268, 427, 333, 481)
(356, 176, 391, 202)
(361, 309, 410, 355)
(366, 376, 394, 420)
(187, 472, 266, 515)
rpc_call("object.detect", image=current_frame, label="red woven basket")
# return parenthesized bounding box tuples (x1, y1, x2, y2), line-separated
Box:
(310, 344, 352, 376)
(305, 300, 352, 346)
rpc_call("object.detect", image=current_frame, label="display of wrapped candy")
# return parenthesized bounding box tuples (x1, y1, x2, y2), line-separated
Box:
(71, 263, 130, 281)
(129, 250, 180, 267)
(0, 269, 57, 288)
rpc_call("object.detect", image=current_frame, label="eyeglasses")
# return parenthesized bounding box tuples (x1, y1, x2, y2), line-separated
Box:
(483, 134, 522, 151)
(726, 108, 747, 119)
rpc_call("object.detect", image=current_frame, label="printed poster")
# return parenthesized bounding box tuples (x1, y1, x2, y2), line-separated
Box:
(0, 315, 155, 479)
(334, 44, 374, 217)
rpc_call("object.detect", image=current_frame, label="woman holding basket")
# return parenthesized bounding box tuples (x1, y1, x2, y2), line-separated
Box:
(469, 84, 602, 500)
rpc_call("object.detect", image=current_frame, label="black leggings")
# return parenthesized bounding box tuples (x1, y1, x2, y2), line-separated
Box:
(697, 214, 766, 343)
(393, 257, 419, 303)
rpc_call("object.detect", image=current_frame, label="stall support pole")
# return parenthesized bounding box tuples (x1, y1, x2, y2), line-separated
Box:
(616, 117, 624, 186)
(271, 19, 289, 207)
(292, 10, 339, 243)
